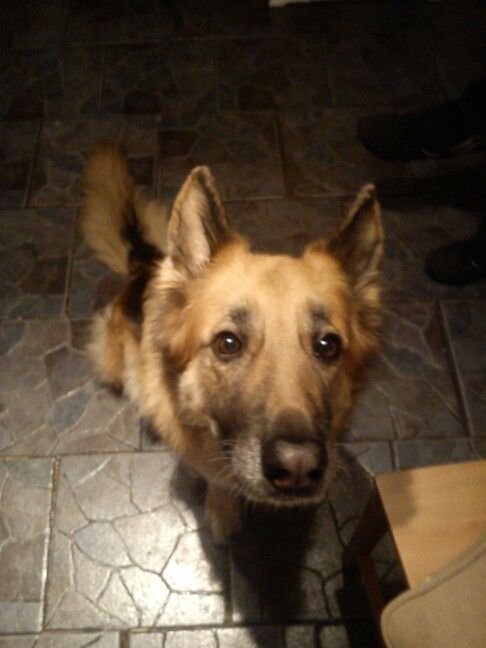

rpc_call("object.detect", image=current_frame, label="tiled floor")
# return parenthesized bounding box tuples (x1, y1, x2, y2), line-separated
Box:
(1, 1, 485, 646)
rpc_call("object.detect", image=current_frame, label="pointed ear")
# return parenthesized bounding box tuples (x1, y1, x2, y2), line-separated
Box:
(168, 166, 233, 277)
(327, 184, 383, 297)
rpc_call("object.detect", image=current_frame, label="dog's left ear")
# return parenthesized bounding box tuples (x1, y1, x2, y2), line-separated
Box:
(168, 166, 233, 277)
(312, 184, 383, 307)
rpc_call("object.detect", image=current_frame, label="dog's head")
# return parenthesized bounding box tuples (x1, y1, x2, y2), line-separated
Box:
(149, 167, 383, 506)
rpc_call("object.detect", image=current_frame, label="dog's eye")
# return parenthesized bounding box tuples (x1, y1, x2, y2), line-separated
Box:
(313, 333, 342, 362)
(214, 331, 243, 357)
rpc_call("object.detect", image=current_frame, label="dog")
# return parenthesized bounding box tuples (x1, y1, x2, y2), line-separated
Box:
(82, 144, 383, 542)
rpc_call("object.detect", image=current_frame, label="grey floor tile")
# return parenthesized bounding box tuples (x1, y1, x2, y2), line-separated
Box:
(472, 438, 486, 459)
(337, 443, 394, 477)
(45, 452, 226, 629)
(442, 301, 486, 437)
(226, 198, 341, 256)
(0, 633, 119, 647)
(165, 630, 217, 648)
(279, 108, 412, 198)
(158, 112, 284, 201)
(326, 31, 444, 107)
(217, 37, 331, 110)
(346, 303, 464, 442)
(318, 622, 378, 648)
(174, 0, 272, 37)
(0, 121, 39, 209)
(0, 458, 53, 632)
(30, 116, 159, 207)
(0, 49, 103, 120)
(380, 201, 484, 301)
(218, 627, 283, 648)
(2, 0, 70, 50)
(66, 0, 174, 44)
(0, 208, 75, 318)
(285, 625, 315, 648)
(428, 0, 486, 32)
(0, 319, 139, 456)
(101, 43, 217, 127)
(394, 439, 478, 470)
(231, 507, 335, 623)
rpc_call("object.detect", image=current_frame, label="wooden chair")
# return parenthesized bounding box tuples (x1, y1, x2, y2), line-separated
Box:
(343, 460, 486, 645)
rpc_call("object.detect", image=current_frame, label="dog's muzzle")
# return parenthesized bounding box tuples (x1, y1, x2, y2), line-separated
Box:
(261, 409, 327, 498)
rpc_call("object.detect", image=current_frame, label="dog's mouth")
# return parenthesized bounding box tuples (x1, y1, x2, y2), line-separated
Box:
(226, 438, 334, 508)
(235, 477, 328, 508)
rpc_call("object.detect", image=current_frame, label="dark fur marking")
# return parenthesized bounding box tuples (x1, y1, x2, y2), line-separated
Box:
(121, 203, 164, 271)
(120, 268, 152, 326)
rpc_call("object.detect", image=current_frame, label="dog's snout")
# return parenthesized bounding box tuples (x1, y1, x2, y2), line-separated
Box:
(262, 436, 327, 495)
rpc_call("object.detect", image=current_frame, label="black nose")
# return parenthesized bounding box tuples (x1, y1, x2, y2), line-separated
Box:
(262, 436, 327, 495)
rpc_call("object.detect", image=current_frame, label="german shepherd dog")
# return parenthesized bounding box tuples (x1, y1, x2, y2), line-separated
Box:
(82, 145, 383, 542)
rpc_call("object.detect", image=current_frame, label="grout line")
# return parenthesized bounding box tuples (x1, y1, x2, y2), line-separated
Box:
(24, 119, 43, 208)
(40, 456, 61, 631)
(438, 300, 475, 436)
(273, 110, 290, 199)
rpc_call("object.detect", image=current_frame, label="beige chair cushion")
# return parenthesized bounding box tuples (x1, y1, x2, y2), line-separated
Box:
(381, 533, 486, 648)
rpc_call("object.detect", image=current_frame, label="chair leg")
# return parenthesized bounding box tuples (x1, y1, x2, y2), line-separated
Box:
(342, 490, 389, 645)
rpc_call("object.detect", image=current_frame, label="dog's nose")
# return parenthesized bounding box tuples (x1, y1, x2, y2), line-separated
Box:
(261, 436, 327, 495)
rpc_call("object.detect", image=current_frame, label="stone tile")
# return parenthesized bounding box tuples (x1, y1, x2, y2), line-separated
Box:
(231, 498, 343, 623)
(0, 121, 39, 208)
(130, 634, 164, 648)
(326, 31, 444, 107)
(279, 108, 411, 198)
(0, 49, 103, 120)
(66, 0, 174, 44)
(338, 443, 394, 477)
(318, 623, 378, 648)
(394, 439, 478, 470)
(46, 452, 227, 629)
(165, 630, 217, 648)
(158, 112, 284, 201)
(0, 458, 53, 632)
(2, 0, 70, 49)
(380, 200, 484, 301)
(226, 198, 341, 256)
(327, 447, 373, 548)
(0, 319, 140, 455)
(30, 116, 159, 207)
(0, 633, 119, 647)
(347, 302, 464, 442)
(273, 1, 432, 36)
(217, 37, 331, 110)
(285, 625, 315, 648)
(443, 301, 486, 437)
(101, 43, 218, 127)
(0, 208, 74, 318)
(428, 0, 486, 33)
(218, 627, 283, 648)
(174, 0, 272, 37)
(472, 438, 486, 459)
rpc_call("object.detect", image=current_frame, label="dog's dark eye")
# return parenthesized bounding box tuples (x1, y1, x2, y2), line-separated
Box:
(214, 331, 242, 357)
(313, 333, 342, 362)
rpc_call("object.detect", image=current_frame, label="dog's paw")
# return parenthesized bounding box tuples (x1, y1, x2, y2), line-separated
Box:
(204, 485, 242, 544)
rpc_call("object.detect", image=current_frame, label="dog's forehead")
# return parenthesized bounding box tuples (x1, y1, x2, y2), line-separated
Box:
(202, 248, 349, 326)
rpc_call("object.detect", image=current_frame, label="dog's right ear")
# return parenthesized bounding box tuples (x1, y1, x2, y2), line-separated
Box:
(168, 166, 233, 277)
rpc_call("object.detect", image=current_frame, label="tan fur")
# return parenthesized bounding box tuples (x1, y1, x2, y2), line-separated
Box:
(82, 145, 383, 542)
(82, 143, 168, 274)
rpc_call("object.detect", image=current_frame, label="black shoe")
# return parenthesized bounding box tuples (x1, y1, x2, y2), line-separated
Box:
(358, 101, 486, 162)
(425, 239, 486, 286)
